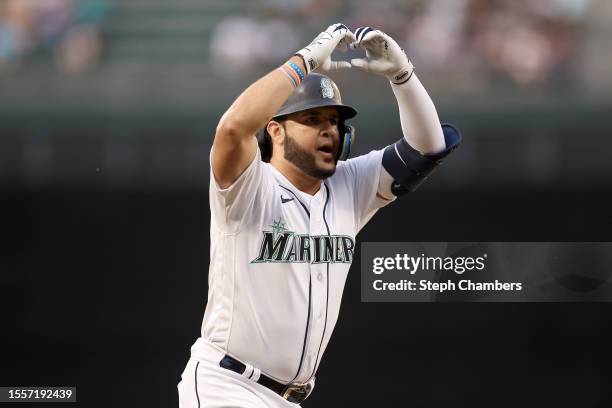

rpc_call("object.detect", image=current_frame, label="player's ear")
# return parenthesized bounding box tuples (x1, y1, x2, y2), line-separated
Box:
(267, 120, 285, 147)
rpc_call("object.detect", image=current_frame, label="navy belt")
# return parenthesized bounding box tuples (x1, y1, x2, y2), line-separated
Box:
(219, 355, 313, 404)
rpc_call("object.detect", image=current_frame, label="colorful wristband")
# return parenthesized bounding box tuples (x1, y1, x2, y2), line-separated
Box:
(284, 64, 301, 86)
(285, 61, 305, 82)
(277, 66, 298, 89)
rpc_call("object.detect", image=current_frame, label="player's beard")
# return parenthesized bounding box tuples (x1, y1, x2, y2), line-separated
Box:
(284, 131, 337, 179)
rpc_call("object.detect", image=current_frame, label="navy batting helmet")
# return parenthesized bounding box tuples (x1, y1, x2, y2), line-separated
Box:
(257, 73, 357, 162)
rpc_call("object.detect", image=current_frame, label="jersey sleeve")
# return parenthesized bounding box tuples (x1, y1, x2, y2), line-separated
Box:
(341, 149, 397, 233)
(209, 146, 271, 233)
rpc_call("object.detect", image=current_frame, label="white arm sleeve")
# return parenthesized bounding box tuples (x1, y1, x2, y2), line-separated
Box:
(377, 73, 447, 199)
(391, 74, 446, 154)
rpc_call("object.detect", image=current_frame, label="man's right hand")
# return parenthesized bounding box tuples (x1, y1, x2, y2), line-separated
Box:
(296, 23, 356, 74)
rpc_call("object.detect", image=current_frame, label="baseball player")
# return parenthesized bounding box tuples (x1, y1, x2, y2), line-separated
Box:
(178, 24, 461, 407)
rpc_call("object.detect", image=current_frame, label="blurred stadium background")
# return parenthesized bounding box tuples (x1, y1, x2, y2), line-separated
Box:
(2, 1, 612, 407)
(1, 0, 612, 189)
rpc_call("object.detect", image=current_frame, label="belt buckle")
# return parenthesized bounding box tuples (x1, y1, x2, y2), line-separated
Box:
(282, 382, 313, 404)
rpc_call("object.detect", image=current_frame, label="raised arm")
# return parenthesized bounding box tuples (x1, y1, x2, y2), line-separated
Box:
(212, 24, 355, 189)
(211, 58, 303, 189)
(350, 27, 462, 197)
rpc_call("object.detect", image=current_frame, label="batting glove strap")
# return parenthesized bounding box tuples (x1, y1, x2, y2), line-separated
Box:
(389, 60, 415, 85)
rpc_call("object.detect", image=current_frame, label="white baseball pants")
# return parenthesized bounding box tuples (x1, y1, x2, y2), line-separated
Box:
(177, 341, 300, 408)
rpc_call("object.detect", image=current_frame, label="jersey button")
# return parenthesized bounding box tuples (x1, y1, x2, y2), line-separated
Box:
(317, 273, 323, 281)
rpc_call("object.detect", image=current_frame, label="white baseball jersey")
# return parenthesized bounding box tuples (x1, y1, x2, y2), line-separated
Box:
(192, 146, 394, 384)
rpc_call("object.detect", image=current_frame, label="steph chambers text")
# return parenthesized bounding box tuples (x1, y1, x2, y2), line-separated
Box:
(373, 279, 523, 292)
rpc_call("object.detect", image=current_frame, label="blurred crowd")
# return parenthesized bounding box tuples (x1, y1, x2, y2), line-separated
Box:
(210, 0, 593, 89)
(0, 0, 108, 74)
(401, 0, 591, 88)
(0, 0, 602, 89)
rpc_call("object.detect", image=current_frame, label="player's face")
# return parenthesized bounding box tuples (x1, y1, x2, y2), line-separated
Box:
(282, 107, 340, 179)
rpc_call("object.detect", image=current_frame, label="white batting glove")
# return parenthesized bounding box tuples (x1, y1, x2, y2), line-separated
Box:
(350, 27, 415, 85)
(296, 23, 356, 74)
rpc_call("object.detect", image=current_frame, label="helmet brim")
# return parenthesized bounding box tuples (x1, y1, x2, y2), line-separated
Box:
(273, 102, 357, 121)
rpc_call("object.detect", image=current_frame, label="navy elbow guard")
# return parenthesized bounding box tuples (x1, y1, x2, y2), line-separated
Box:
(382, 124, 462, 195)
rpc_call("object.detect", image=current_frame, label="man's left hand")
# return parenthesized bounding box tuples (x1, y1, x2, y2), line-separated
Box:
(350, 27, 415, 85)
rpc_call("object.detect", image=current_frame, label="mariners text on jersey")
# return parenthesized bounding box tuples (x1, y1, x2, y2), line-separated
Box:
(251, 219, 355, 264)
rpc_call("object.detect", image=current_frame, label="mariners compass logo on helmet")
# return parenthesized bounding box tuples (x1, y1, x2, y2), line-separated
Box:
(320, 77, 335, 99)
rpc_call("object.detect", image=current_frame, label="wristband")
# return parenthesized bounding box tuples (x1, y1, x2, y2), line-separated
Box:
(285, 61, 305, 82)
(278, 66, 299, 88)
